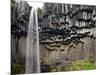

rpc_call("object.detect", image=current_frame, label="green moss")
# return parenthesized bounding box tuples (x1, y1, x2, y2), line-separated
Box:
(49, 60, 96, 72)
(11, 64, 25, 74)
(67, 60, 96, 71)
(83, 62, 96, 70)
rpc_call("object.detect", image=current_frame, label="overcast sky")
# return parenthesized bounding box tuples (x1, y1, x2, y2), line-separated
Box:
(18, 0, 43, 9)
(27, 1, 43, 9)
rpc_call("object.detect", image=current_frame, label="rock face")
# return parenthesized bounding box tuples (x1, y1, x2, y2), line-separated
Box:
(11, 0, 31, 65)
(38, 3, 96, 65)
(11, 0, 96, 73)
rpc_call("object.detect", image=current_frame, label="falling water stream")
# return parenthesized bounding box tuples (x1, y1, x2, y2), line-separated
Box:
(25, 7, 40, 73)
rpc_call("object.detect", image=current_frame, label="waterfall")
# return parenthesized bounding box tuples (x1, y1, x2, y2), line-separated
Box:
(25, 7, 40, 73)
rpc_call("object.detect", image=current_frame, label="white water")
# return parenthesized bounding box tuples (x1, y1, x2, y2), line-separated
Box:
(25, 8, 40, 73)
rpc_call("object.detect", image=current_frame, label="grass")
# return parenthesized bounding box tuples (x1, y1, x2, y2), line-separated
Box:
(11, 64, 25, 74)
(49, 59, 96, 72)
(69, 60, 96, 71)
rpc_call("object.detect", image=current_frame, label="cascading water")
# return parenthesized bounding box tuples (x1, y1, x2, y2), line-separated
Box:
(25, 7, 40, 73)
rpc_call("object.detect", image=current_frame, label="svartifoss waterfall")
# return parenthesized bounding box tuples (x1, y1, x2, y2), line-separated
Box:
(25, 8, 40, 73)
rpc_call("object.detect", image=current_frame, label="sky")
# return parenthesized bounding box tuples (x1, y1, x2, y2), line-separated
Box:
(18, 0, 44, 9)
(27, 1, 43, 9)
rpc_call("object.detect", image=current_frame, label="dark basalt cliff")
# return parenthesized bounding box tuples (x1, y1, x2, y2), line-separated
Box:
(11, 1, 31, 73)
(38, 3, 96, 66)
(11, 0, 31, 37)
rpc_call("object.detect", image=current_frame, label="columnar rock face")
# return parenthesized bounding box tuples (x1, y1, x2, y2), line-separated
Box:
(11, 1, 96, 73)
(38, 3, 96, 65)
(11, 0, 31, 64)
